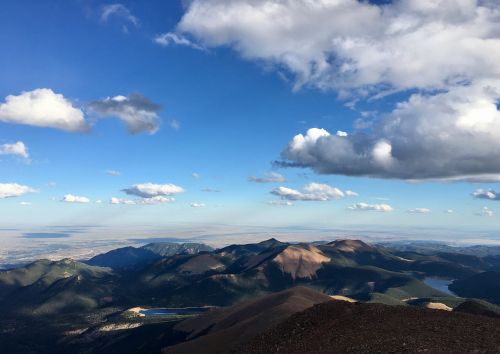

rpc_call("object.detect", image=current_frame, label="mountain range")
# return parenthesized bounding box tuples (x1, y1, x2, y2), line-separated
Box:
(1, 238, 500, 353)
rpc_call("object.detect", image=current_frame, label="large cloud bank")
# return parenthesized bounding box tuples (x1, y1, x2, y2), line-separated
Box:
(176, 0, 500, 181)
(177, 0, 500, 92)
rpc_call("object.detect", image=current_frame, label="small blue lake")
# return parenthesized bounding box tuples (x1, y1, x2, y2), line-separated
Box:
(140, 307, 213, 316)
(423, 277, 456, 296)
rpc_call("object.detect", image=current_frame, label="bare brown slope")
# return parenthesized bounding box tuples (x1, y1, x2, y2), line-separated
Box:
(163, 286, 332, 354)
(272, 245, 330, 280)
(325, 239, 375, 253)
(241, 301, 500, 354)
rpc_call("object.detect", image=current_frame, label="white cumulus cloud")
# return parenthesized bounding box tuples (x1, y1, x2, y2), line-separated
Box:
(0, 183, 36, 198)
(190, 202, 206, 208)
(62, 194, 90, 203)
(0, 89, 88, 132)
(0, 141, 29, 159)
(280, 87, 500, 181)
(122, 183, 184, 198)
(270, 182, 353, 201)
(347, 202, 394, 212)
(141, 196, 174, 204)
(110, 197, 136, 205)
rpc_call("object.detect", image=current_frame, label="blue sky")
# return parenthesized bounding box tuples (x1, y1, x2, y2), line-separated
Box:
(1, 0, 500, 237)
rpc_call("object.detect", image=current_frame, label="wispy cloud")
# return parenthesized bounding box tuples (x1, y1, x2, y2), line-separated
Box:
(201, 188, 220, 193)
(407, 208, 431, 214)
(100, 3, 139, 27)
(154, 32, 204, 51)
(106, 169, 121, 176)
(268, 200, 293, 207)
(110, 196, 175, 205)
(169, 119, 180, 130)
(249, 172, 285, 183)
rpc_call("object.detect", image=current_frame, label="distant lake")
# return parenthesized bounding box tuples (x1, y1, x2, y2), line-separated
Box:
(139, 307, 213, 316)
(423, 277, 456, 296)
